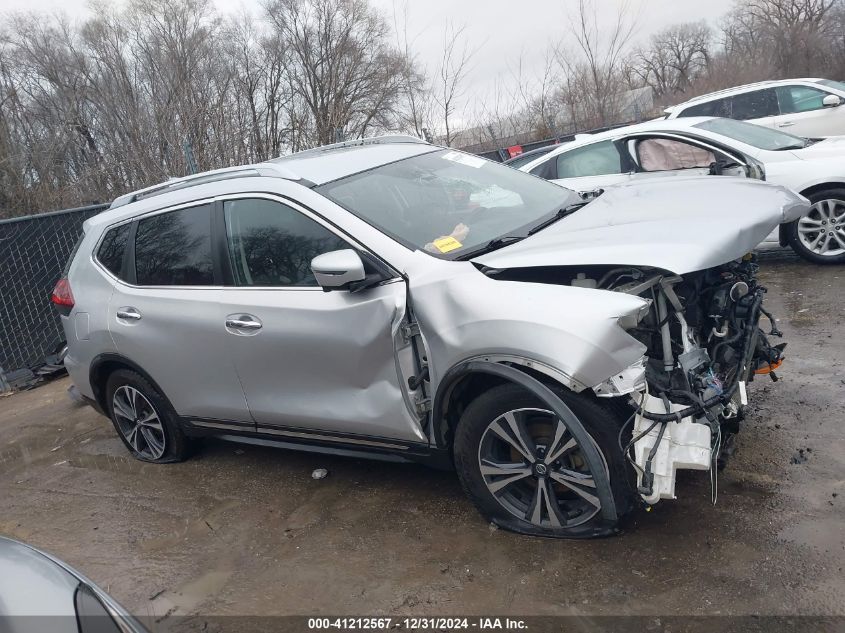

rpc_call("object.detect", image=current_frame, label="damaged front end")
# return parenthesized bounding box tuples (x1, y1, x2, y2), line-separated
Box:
(471, 177, 808, 512)
(587, 257, 785, 505)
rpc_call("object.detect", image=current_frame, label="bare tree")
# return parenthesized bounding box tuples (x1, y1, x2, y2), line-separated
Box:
(722, 0, 840, 76)
(391, 1, 434, 140)
(629, 21, 712, 98)
(434, 22, 474, 147)
(554, 0, 639, 129)
(263, 0, 408, 148)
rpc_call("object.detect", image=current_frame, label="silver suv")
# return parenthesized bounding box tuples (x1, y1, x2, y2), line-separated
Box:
(54, 136, 807, 538)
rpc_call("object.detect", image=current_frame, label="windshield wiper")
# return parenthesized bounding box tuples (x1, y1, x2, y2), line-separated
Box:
(527, 201, 589, 236)
(455, 201, 590, 260)
(455, 235, 525, 260)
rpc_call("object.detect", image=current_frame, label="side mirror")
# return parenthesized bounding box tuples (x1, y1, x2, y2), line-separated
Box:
(311, 249, 366, 291)
(822, 94, 842, 108)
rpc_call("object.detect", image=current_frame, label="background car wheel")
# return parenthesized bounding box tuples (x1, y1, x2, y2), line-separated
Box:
(788, 188, 845, 264)
(105, 369, 192, 463)
(453, 383, 633, 538)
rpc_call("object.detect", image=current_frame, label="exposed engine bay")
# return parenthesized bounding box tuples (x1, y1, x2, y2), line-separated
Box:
(489, 255, 786, 507)
(593, 257, 785, 505)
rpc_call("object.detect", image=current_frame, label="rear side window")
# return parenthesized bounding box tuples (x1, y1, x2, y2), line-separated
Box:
(135, 204, 214, 286)
(96, 223, 131, 279)
(223, 198, 348, 287)
(729, 89, 778, 120)
(555, 140, 622, 178)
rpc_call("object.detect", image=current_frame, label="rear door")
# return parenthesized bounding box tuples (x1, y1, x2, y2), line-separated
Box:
(216, 195, 425, 444)
(729, 88, 780, 127)
(107, 201, 250, 424)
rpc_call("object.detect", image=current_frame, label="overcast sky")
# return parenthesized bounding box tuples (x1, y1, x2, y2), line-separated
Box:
(0, 0, 737, 124)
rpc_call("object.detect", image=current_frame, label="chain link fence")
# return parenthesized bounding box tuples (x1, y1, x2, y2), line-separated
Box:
(0, 204, 108, 385)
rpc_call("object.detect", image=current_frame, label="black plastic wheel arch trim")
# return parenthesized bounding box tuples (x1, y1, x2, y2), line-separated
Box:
(447, 360, 618, 524)
(88, 353, 174, 416)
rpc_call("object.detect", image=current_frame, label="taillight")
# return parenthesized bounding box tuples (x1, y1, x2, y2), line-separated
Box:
(51, 277, 75, 316)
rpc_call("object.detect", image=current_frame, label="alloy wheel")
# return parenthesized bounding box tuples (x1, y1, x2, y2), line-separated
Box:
(112, 385, 166, 460)
(797, 199, 845, 257)
(477, 407, 607, 529)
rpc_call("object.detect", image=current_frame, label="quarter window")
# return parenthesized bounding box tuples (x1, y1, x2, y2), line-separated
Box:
(134, 204, 214, 286)
(776, 85, 829, 114)
(555, 141, 623, 178)
(677, 98, 731, 118)
(223, 198, 349, 287)
(96, 223, 131, 279)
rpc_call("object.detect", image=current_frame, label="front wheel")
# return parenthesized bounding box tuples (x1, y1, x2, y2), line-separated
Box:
(787, 189, 845, 264)
(453, 384, 632, 538)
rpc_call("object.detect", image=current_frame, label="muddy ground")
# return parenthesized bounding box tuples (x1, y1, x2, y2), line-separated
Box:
(0, 247, 843, 626)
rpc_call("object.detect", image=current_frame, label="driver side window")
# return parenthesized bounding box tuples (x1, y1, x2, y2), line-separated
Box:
(776, 85, 830, 114)
(555, 141, 623, 178)
(635, 138, 715, 172)
(223, 198, 349, 287)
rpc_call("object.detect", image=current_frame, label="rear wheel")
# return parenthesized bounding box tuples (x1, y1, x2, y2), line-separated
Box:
(105, 369, 192, 463)
(453, 383, 632, 538)
(788, 189, 845, 264)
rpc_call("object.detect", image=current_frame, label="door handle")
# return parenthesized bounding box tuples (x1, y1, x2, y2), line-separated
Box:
(225, 317, 262, 330)
(777, 122, 795, 127)
(116, 307, 142, 321)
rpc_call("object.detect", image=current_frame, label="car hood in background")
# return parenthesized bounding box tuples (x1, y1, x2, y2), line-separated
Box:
(790, 135, 845, 160)
(474, 176, 809, 275)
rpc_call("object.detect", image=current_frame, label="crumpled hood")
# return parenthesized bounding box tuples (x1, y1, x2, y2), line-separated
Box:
(474, 176, 809, 274)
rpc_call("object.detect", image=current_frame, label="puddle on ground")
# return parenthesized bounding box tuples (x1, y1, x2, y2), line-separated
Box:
(148, 569, 233, 619)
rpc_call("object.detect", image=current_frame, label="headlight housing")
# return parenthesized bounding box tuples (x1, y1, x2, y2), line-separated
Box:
(617, 300, 651, 331)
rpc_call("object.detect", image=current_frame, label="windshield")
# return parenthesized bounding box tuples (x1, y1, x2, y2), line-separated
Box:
(694, 118, 807, 150)
(316, 149, 579, 258)
(816, 79, 845, 92)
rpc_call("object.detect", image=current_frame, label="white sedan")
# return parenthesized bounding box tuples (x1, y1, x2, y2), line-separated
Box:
(519, 117, 845, 264)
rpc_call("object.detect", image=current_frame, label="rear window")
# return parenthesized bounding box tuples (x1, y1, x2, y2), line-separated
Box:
(96, 223, 131, 279)
(134, 204, 214, 286)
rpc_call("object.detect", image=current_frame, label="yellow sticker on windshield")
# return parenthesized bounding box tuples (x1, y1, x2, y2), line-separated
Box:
(432, 236, 463, 253)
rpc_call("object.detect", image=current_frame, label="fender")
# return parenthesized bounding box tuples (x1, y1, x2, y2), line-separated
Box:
(798, 179, 845, 196)
(432, 359, 618, 525)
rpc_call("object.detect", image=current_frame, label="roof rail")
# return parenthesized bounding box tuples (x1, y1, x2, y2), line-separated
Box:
(671, 80, 778, 108)
(109, 163, 298, 209)
(273, 135, 428, 162)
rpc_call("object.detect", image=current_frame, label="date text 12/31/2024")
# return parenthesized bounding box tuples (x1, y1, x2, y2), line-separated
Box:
(308, 617, 528, 630)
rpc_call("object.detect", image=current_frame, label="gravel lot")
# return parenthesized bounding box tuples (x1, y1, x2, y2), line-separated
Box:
(0, 248, 842, 625)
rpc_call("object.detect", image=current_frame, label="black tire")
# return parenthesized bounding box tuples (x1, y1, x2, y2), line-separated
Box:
(787, 187, 845, 264)
(453, 383, 633, 538)
(105, 369, 193, 463)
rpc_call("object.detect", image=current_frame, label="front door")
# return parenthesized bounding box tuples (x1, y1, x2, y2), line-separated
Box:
(767, 84, 845, 137)
(217, 195, 425, 444)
